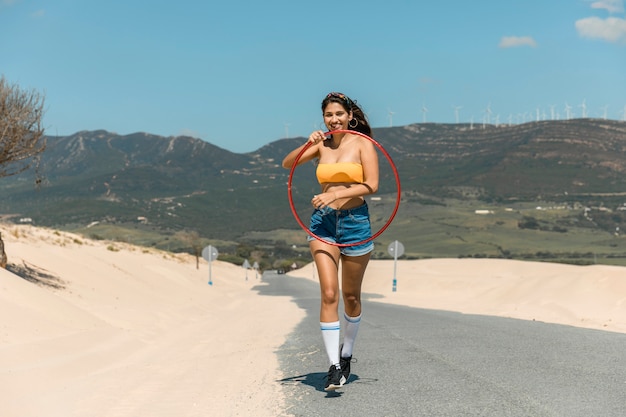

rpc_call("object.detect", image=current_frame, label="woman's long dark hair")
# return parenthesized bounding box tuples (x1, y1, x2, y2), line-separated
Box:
(321, 92, 372, 137)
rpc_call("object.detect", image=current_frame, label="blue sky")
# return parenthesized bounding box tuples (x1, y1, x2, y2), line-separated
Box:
(1, 0, 625, 153)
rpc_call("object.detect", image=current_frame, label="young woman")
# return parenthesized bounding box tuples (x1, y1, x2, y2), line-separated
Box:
(282, 92, 379, 391)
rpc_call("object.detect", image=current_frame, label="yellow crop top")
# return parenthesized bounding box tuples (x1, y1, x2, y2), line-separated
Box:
(316, 162, 364, 184)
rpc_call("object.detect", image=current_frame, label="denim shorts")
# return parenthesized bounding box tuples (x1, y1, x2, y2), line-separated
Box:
(307, 202, 374, 256)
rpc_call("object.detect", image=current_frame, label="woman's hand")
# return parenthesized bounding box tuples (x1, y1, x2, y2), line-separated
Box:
(282, 130, 325, 169)
(311, 191, 337, 209)
(308, 130, 327, 145)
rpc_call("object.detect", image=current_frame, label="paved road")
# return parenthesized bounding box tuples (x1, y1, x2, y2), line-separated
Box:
(255, 272, 626, 417)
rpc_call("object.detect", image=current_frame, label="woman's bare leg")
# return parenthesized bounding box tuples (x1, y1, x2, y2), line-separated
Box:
(340, 252, 370, 359)
(311, 240, 343, 368)
(310, 240, 342, 322)
(341, 253, 370, 317)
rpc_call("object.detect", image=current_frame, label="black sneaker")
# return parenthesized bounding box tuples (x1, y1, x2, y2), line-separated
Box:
(324, 364, 346, 391)
(339, 344, 355, 382)
(340, 355, 352, 382)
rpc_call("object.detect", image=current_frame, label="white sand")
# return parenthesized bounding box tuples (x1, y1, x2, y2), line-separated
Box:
(0, 224, 303, 417)
(288, 258, 626, 334)
(1, 224, 624, 416)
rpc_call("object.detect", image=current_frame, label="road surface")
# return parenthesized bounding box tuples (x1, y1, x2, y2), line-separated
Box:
(256, 271, 626, 417)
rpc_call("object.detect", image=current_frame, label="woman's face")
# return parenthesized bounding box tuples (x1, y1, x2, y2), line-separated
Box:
(323, 102, 352, 131)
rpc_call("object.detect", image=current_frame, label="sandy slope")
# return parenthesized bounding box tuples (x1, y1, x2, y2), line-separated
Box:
(0, 224, 303, 417)
(288, 258, 626, 334)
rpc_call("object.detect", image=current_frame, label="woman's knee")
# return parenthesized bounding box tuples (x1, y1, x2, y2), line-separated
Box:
(343, 292, 361, 307)
(321, 288, 339, 305)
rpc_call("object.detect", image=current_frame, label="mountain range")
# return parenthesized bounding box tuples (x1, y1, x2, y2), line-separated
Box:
(1, 119, 625, 245)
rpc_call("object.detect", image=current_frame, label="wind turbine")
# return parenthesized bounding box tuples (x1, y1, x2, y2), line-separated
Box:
(284, 122, 290, 139)
(453, 106, 462, 123)
(550, 105, 556, 120)
(422, 105, 429, 123)
(483, 104, 491, 129)
(600, 105, 609, 120)
(620, 105, 626, 121)
(484, 103, 492, 127)
(579, 99, 587, 118)
(388, 108, 395, 127)
(564, 102, 572, 120)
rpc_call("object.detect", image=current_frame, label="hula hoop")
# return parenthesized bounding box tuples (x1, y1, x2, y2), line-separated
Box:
(287, 129, 401, 247)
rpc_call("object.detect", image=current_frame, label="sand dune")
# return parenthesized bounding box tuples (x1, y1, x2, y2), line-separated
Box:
(289, 258, 626, 334)
(1, 224, 624, 416)
(0, 224, 303, 417)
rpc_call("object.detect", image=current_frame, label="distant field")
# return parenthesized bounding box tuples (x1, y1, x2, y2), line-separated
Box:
(61, 195, 626, 268)
(367, 197, 626, 266)
(252, 194, 626, 267)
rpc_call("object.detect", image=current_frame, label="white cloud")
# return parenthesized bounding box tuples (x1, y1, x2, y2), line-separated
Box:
(31, 9, 44, 18)
(590, 0, 625, 13)
(498, 36, 537, 48)
(576, 16, 626, 43)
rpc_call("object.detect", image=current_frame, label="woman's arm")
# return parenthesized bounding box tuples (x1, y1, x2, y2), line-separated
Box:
(282, 130, 326, 169)
(281, 142, 318, 169)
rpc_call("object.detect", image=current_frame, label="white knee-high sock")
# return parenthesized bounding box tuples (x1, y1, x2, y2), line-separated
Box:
(320, 321, 341, 366)
(341, 313, 361, 358)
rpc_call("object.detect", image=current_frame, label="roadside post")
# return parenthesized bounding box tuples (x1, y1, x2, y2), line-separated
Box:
(387, 240, 404, 292)
(202, 245, 219, 286)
